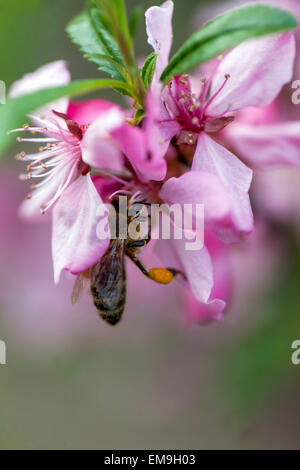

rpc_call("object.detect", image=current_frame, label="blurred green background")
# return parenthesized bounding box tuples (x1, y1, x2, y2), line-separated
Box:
(0, 0, 300, 450)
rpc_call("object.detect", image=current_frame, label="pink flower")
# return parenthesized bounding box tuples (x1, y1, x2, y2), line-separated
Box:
(145, 1, 296, 242)
(11, 63, 129, 283)
(13, 105, 120, 283)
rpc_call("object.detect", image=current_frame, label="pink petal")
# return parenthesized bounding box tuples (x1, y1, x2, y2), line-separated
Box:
(92, 175, 121, 203)
(234, 102, 280, 126)
(193, 133, 253, 243)
(145, 0, 174, 79)
(208, 33, 295, 116)
(52, 174, 110, 283)
(9, 60, 71, 114)
(111, 115, 167, 182)
(81, 108, 124, 172)
(159, 170, 232, 231)
(67, 99, 119, 125)
(143, 90, 179, 177)
(154, 236, 226, 322)
(227, 121, 300, 168)
(185, 292, 226, 324)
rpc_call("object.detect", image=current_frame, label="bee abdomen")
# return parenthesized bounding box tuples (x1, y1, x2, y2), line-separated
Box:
(90, 283, 126, 326)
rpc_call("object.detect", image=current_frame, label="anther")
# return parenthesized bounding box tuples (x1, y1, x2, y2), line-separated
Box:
(179, 77, 188, 85)
(27, 194, 32, 200)
(15, 151, 26, 160)
(23, 124, 29, 129)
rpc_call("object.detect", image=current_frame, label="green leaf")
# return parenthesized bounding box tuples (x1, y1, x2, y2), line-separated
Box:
(161, 5, 298, 82)
(141, 53, 157, 88)
(0, 79, 130, 156)
(66, 9, 124, 81)
(133, 108, 145, 125)
(129, 5, 143, 39)
(89, 7, 124, 65)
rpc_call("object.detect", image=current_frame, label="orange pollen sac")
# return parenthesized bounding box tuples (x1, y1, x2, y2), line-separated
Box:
(149, 268, 174, 285)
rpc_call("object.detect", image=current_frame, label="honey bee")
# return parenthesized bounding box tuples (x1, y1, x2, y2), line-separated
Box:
(72, 196, 183, 326)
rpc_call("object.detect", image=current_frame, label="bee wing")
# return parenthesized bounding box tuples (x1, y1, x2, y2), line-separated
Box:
(71, 274, 89, 305)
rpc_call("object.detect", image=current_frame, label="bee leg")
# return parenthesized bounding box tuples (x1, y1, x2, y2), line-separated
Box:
(126, 249, 186, 285)
(126, 248, 150, 278)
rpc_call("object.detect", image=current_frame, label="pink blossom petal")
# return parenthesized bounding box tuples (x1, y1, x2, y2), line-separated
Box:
(145, 0, 174, 79)
(91, 175, 121, 203)
(67, 99, 119, 125)
(111, 116, 167, 182)
(208, 33, 296, 116)
(235, 102, 280, 126)
(227, 121, 300, 168)
(159, 170, 232, 231)
(143, 90, 179, 176)
(52, 174, 110, 283)
(185, 293, 226, 324)
(154, 236, 226, 322)
(193, 133, 253, 243)
(81, 108, 124, 172)
(9, 61, 71, 114)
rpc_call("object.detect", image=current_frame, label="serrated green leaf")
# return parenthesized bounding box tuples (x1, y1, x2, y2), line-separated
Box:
(161, 5, 298, 82)
(89, 7, 124, 65)
(0, 79, 130, 156)
(141, 53, 157, 88)
(66, 9, 124, 81)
